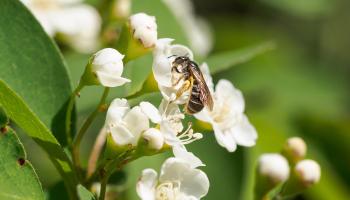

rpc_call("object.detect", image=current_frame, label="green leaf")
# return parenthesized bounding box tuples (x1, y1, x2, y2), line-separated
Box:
(0, 127, 44, 200)
(206, 42, 275, 74)
(0, 107, 9, 128)
(77, 185, 96, 200)
(0, 0, 74, 145)
(0, 80, 78, 197)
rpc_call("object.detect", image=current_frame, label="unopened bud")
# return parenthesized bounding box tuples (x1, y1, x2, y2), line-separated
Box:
(295, 159, 321, 187)
(284, 137, 307, 163)
(112, 0, 131, 19)
(258, 153, 290, 183)
(129, 13, 157, 48)
(81, 48, 131, 87)
(142, 128, 164, 150)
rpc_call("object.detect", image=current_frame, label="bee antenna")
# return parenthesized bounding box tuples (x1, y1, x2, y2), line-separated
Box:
(167, 55, 178, 59)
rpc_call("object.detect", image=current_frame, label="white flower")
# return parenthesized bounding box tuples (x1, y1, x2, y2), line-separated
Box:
(129, 13, 158, 48)
(21, 0, 101, 53)
(295, 159, 321, 186)
(258, 153, 290, 183)
(285, 137, 307, 159)
(90, 48, 130, 87)
(105, 98, 149, 146)
(152, 38, 194, 103)
(140, 100, 204, 168)
(162, 0, 213, 57)
(137, 157, 209, 200)
(195, 74, 257, 152)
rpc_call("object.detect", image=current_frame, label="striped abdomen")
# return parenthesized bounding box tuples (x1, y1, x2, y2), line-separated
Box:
(186, 79, 204, 114)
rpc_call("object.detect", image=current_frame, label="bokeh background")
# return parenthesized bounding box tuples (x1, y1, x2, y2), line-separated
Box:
(19, 0, 350, 199)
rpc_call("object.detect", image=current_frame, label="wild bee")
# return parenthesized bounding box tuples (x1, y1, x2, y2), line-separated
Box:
(171, 56, 213, 114)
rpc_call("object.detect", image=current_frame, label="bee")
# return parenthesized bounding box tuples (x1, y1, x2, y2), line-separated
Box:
(171, 56, 213, 114)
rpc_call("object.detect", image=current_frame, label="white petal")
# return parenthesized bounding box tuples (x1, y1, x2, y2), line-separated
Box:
(110, 125, 134, 145)
(140, 102, 161, 123)
(95, 71, 131, 87)
(232, 115, 257, 147)
(152, 55, 172, 87)
(170, 44, 193, 60)
(160, 121, 181, 146)
(92, 48, 124, 67)
(136, 169, 158, 200)
(124, 106, 150, 145)
(173, 145, 204, 168)
(194, 108, 212, 123)
(159, 158, 209, 199)
(143, 128, 164, 150)
(215, 79, 245, 113)
(105, 98, 130, 124)
(49, 5, 101, 52)
(213, 124, 237, 152)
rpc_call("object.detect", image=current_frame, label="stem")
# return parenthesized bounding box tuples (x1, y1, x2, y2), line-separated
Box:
(66, 83, 84, 146)
(99, 174, 109, 200)
(72, 87, 110, 179)
(87, 127, 107, 178)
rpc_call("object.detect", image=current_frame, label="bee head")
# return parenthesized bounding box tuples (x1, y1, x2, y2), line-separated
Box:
(172, 56, 190, 73)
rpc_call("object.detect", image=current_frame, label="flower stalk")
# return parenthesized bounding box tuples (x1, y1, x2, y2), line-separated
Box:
(72, 87, 110, 180)
(66, 83, 84, 146)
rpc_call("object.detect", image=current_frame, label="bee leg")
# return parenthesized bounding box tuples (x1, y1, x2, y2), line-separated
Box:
(171, 73, 185, 86)
(175, 79, 192, 99)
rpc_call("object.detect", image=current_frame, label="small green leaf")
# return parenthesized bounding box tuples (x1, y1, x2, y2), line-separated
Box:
(206, 42, 275, 74)
(77, 184, 96, 200)
(0, 80, 78, 197)
(0, 0, 75, 145)
(0, 127, 44, 200)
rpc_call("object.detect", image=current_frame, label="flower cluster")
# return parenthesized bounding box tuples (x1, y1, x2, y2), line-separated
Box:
(21, 0, 101, 53)
(75, 11, 257, 200)
(256, 137, 321, 199)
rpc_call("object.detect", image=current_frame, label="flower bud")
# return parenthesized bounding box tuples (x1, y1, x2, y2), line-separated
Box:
(295, 159, 321, 187)
(283, 137, 307, 163)
(80, 48, 131, 87)
(129, 13, 157, 48)
(112, 0, 131, 20)
(142, 128, 164, 150)
(258, 153, 290, 183)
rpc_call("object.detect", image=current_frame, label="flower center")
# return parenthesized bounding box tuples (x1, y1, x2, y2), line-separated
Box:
(156, 181, 181, 200)
(176, 123, 202, 145)
(211, 99, 231, 123)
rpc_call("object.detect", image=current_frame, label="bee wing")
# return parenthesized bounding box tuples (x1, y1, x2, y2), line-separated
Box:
(189, 64, 214, 111)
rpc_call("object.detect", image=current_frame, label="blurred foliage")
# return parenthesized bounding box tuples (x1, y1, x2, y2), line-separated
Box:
(9, 0, 350, 199)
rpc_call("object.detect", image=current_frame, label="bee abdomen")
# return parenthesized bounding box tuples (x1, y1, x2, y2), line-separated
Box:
(186, 95, 204, 114)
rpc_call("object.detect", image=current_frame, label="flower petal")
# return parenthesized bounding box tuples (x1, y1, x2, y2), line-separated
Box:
(215, 79, 245, 113)
(140, 102, 161, 123)
(124, 106, 150, 145)
(213, 124, 237, 152)
(159, 158, 209, 199)
(143, 128, 164, 150)
(232, 115, 257, 147)
(136, 169, 158, 200)
(95, 71, 131, 87)
(170, 44, 194, 60)
(110, 124, 134, 145)
(105, 98, 130, 125)
(173, 145, 204, 168)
